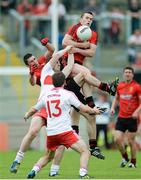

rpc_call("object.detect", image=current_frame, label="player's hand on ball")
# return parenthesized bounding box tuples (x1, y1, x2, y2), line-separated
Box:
(41, 37, 49, 46)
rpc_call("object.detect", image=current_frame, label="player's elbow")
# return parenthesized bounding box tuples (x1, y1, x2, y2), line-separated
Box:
(62, 38, 69, 47)
(88, 51, 95, 57)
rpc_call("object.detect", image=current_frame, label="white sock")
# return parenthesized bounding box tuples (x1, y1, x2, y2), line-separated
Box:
(50, 164, 60, 175)
(15, 151, 24, 163)
(79, 168, 87, 176)
(32, 165, 41, 174)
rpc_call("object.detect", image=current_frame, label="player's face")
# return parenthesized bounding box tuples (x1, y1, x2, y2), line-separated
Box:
(80, 13, 94, 27)
(123, 69, 134, 82)
(27, 56, 39, 67)
(54, 60, 61, 71)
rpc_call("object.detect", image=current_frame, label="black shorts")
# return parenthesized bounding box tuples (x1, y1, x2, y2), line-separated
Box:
(115, 117, 138, 132)
(64, 78, 86, 105)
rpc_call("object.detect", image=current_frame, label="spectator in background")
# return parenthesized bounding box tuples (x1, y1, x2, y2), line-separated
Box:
(0, 0, 17, 14)
(95, 92, 111, 149)
(110, 6, 124, 45)
(100, 10, 111, 45)
(132, 52, 141, 83)
(33, 0, 48, 39)
(17, 0, 33, 45)
(48, 0, 66, 49)
(128, 0, 141, 33)
(127, 29, 141, 64)
(83, 0, 101, 31)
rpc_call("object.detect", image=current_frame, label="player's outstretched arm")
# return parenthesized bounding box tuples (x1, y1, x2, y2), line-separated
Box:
(24, 107, 38, 121)
(62, 53, 74, 78)
(79, 104, 103, 115)
(41, 37, 55, 62)
(49, 45, 73, 68)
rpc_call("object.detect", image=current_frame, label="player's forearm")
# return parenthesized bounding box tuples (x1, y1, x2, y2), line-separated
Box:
(111, 96, 119, 110)
(29, 75, 36, 86)
(62, 53, 74, 78)
(24, 107, 37, 120)
(76, 48, 95, 57)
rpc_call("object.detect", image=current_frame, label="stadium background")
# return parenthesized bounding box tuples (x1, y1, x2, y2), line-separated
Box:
(0, 0, 141, 179)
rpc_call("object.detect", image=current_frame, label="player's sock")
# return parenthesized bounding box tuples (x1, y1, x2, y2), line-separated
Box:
(130, 158, 136, 166)
(32, 164, 41, 174)
(122, 152, 129, 161)
(79, 168, 87, 177)
(15, 151, 24, 163)
(72, 125, 79, 134)
(89, 139, 97, 149)
(86, 96, 95, 108)
(49, 164, 59, 176)
(98, 82, 110, 93)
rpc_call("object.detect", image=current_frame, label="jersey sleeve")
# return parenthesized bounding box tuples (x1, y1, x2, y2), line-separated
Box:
(68, 92, 81, 108)
(34, 98, 45, 111)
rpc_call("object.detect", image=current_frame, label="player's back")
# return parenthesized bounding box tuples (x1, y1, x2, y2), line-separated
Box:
(44, 87, 80, 136)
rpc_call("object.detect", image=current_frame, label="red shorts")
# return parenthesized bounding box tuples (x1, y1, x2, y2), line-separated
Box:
(33, 107, 47, 126)
(47, 130, 79, 151)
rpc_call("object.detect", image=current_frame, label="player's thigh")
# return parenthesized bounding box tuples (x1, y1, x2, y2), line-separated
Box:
(71, 109, 80, 125)
(73, 72, 85, 86)
(71, 139, 89, 154)
(71, 64, 91, 77)
(29, 116, 45, 133)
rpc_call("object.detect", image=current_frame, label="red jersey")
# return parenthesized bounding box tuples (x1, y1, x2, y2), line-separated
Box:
(32, 55, 46, 86)
(63, 23, 98, 65)
(117, 80, 141, 118)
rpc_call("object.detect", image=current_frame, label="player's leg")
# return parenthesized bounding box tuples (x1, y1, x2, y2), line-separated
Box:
(71, 63, 119, 96)
(114, 130, 129, 167)
(10, 115, 45, 173)
(70, 139, 91, 178)
(49, 145, 65, 176)
(81, 81, 105, 159)
(127, 132, 137, 168)
(81, 112, 105, 160)
(126, 118, 138, 168)
(27, 150, 55, 178)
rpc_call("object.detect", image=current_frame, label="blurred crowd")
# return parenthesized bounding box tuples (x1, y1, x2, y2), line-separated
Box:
(0, 0, 141, 47)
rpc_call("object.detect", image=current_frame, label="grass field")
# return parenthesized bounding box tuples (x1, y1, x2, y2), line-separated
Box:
(0, 150, 141, 179)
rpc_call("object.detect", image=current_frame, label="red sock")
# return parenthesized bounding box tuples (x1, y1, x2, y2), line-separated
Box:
(131, 158, 136, 165)
(122, 152, 129, 161)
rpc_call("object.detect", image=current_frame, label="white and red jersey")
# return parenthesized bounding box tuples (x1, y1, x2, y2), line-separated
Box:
(34, 87, 81, 136)
(39, 62, 54, 100)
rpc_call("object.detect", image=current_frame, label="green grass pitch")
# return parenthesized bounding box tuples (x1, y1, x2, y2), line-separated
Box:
(0, 150, 141, 179)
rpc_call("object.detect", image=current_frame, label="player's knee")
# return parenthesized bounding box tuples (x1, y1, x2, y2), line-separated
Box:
(28, 128, 39, 138)
(114, 135, 122, 144)
(128, 137, 135, 146)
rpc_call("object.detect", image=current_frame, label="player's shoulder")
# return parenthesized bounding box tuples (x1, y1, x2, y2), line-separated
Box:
(132, 80, 141, 88)
(67, 23, 81, 34)
(38, 55, 46, 64)
(117, 81, 125, 88)
(62, 88, 76, 97)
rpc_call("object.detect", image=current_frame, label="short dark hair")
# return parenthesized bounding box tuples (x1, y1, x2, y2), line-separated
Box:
(23, 53, 32, 66)
(81, 11, 94, 18)
(52, 72, 65, 87)
(123, 66, 134, 74)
